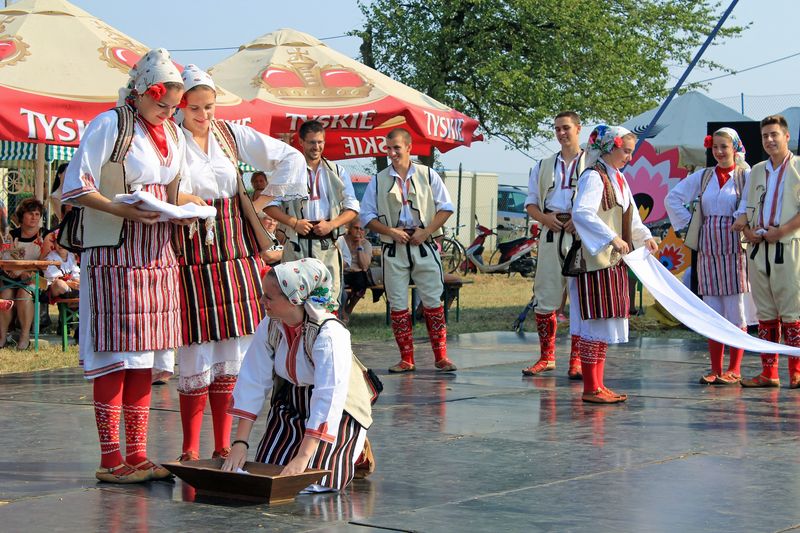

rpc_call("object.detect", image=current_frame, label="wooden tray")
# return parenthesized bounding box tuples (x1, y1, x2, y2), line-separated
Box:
(162, 458, 329, 503)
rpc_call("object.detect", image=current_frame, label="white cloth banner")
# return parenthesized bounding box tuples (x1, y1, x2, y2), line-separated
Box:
(114, 190, 217, 222)
(624, 247, 800, 356)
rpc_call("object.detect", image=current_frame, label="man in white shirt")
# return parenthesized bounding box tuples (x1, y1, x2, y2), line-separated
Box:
(360, 128, 457, 373)
(523, 111, 586, 380)
(734, 114, 800, 388)
(266, 120, 359, 301)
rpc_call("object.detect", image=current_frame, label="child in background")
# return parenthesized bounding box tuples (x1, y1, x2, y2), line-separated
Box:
(43, 232, 80, 299)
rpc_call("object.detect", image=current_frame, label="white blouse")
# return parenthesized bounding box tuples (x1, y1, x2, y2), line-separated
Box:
(62, 109, 190, 201)
(665, 167, 743, 230)
(230, 317, 353, 444)
(572, 160, 652, 256)
(180, 122, 306, 200)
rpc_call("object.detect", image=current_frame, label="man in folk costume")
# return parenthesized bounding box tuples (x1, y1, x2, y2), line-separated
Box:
(175, 65, 306, 461)
(522, 111, 586, 379)
(265, 120, 359, 301)
(571, 125, 658, 403)
(62, 49, 197, 482)
(360, 128, 457, 373)
(733, 115, 800, 388)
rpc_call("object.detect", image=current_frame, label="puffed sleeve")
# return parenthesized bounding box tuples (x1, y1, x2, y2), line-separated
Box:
(524, 160, 542, 208)
(305, 323, 352, 443)
(664, 169, 704, 230)
(227, 122, 307, 200)
(229, 318, 275, 421)
(572, 169, 616, 255)
(62, 110, 118, 203)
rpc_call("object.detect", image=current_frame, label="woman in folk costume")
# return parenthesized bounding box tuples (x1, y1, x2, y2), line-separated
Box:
(665, 128, 750, 385)
(174, 65, 306, 462)
(223, 258, 373, 492)
(62, 49, 195, 483)
(571, 125, 658, 404)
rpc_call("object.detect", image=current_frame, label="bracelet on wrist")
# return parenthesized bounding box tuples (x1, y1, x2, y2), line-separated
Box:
(232, 439, 249, 449)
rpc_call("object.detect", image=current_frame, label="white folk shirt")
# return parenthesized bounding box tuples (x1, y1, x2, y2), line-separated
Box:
(572, 160, 652, 256)
(303, 163, 360, 221)
(179, 122, 306, 200)
(665, 166, 744, 230)
(359, 163, 454, 228)
(230, 317, 353, 444)
(735, 157, 800, 225)
(62, 109, 190, 201)
(525, 153, 581, 212)
(43, 250, 80, 284)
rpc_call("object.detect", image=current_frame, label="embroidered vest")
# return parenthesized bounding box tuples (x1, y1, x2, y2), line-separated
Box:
(537, 151, 586, 211)
(374, 164, 441, 244)
(581, 163, 632, 272)
(746, 156, 800, 243)
(279, 158, 346, 243)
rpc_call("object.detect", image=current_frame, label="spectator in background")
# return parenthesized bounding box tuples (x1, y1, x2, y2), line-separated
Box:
(249, 170, 268, 200)
(338, 220, 373, 322)
(43, 231, 80, 299)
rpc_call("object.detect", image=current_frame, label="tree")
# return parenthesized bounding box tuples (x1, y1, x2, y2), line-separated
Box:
(354, 0, 745, 151)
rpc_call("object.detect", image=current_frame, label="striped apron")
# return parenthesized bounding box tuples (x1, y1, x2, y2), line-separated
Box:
(698, 215, 748, 296)
(176, 195, 264, 345)
(255, 383, 365, 491)
(577, 262, 630, 320)
(87, 184, 181, 352)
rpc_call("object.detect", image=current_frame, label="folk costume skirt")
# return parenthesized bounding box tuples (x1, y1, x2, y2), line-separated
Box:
(80, 184, 181, 379)
(255, 383, 366, 492)
(176, 195, 264, 391)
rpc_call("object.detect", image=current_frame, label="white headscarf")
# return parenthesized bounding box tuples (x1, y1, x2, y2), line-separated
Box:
(585, 124, 634, 167)
(117, 48, 183, 106)
(181, 64, 216, 92)
(273, 258, 338, 322)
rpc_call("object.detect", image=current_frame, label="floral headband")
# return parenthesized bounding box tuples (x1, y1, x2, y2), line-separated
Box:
(587, 124, 632, 155)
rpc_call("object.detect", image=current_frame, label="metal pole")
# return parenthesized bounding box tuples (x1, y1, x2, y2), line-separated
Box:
(632, 0, 739, 158)
(456, 163, 463, 237)
(740, 92, 744, 115)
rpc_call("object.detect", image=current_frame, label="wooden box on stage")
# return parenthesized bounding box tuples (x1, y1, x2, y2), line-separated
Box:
(162, 458, 329, 504)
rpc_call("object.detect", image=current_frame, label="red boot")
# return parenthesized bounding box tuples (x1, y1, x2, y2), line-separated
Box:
(582, 339, 626, 404)
(783, 321, 800, 388)
(389, 309, 416, 373)
(700, 339, 725, 384)
(423, 306, 456, 371)
(522, 312, 557, 376)
(742, 320, 781, 388)
(568, 334, 582, 380)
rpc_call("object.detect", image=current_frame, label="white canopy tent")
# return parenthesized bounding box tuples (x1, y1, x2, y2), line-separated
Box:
(622, 91, 752, 167)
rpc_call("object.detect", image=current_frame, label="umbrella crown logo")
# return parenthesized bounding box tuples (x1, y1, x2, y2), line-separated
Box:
(256, 48, 373, 100)
(0, 34, 29, 68)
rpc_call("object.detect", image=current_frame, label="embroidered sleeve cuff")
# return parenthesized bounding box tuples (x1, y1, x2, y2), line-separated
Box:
(228, 407, 257, 421)
(304, 428, 336, 444)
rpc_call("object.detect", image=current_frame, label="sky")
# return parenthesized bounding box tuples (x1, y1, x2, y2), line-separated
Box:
(41, 0, 800, 184)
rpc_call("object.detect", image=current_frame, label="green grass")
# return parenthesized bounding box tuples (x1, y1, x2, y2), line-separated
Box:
(0, 273, 694, 374)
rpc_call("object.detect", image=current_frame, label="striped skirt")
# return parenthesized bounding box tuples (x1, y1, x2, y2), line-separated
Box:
(255, 383, 366, 491)
(577, 263, 630, 320)
(176, 195, 264, 345)
(698, 215, 748, 296)
(87, 184, 181, 352)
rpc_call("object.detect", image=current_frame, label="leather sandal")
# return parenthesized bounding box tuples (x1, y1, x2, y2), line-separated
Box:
(521, 359, 556, 376)
(132, 459, 173, 481)
(95, 463, 151, 484)
(740, 374, 780, 388)
(699, 373, 719, 385)
(212, 447, 231, 459)
(790, 374, 800, 389)
(600, 386, 627, 402)
(567, 358, 582, 380)
(177, 451, 199, 462)
(582, 388, 626, 404)
(388, 360, 416, 373)
(435, 359, 457, 372)
(715, 371, 741, 386)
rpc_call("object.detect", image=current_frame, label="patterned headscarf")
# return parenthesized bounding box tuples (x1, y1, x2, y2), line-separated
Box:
(706, 127, 747, 167)
(117, 48, 183, 106)
(273, 258, 338, 321)
(585, 124, 634, 166)
(181, 64, 216, 92)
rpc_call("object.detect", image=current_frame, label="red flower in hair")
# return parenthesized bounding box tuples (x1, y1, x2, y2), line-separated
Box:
(589, 131, 598, 145)
(703, 135, 713, 149)
(144, 82, 166, 101)
(613, 136, 623, 148)
(177, 94, 187, 109)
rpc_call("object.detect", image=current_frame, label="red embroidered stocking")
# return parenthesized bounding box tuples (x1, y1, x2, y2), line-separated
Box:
(423, 306, 448, 363)
(535, 312, 557, 362)
(122, 369, 152, 466)
(179, 386, 208, 456)
(209, 375, 237, 454)
(93, 370, 125, 468)
(782, 321, 800, 377)
(579, 338, 602, 394)
(594, 341, 609, 389)
(570, 334, 581, 362)
(758, 319, 781, 380)
(708, 339, 725, 376)
(390, 309, 415, 365)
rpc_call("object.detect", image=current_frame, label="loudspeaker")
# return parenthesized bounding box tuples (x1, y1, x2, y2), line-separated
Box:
(706, 121, 765, 167)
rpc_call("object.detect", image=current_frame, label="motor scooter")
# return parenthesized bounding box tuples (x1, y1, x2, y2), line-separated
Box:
(463, 217, 539, 277)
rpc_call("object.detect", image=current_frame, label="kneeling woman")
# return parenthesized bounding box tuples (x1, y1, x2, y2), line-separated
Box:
(223, 259, 372, 491)
(571, 125, 658, 403)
